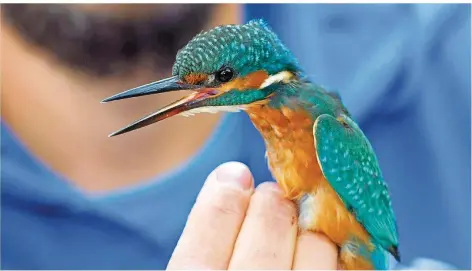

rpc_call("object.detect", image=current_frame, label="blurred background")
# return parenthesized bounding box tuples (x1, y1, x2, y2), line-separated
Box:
(1, 3, 470, 270)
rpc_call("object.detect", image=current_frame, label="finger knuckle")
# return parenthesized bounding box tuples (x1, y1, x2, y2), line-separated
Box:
(213, 198, 243, 217)
(207, 188, 248, 217)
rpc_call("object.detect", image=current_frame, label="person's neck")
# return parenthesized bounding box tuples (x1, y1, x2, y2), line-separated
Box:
(1, 6, 240, 193)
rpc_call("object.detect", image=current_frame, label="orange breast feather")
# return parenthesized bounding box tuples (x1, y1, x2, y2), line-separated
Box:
(247, 105, 373, 269)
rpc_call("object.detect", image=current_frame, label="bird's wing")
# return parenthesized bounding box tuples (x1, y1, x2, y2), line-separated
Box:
(313, 113, 399, 258)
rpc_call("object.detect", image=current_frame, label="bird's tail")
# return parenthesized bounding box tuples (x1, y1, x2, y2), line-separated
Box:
(340, 239, 390, 270)
(370, 244, 390, 270)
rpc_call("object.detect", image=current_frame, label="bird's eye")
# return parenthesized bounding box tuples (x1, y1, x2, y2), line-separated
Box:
(216, 67, 234, 83)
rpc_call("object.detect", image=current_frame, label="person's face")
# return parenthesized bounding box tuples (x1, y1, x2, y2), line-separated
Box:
(1, 4, 235, 133)
(1, 4, 241, 147)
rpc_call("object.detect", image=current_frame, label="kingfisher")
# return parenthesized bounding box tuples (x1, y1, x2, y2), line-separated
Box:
(102, 19, 400, 270)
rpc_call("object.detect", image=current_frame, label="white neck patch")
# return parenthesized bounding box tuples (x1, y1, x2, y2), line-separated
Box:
(259, 71, 294, 89)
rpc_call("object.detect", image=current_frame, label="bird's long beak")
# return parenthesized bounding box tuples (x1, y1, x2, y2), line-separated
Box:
(101, 75, 193, 103)
(102, 76, 219, 137)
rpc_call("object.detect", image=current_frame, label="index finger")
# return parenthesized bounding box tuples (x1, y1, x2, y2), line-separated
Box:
(167, 162, 254, 270)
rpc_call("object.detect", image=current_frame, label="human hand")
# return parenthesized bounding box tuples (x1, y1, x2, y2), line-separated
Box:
(167, 162, 338, 270)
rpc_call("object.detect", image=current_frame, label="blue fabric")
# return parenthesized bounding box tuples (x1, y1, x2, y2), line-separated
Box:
(1, 113, 272, 269)
(245, 3, 470, 269)
(1, 3, 469, 270)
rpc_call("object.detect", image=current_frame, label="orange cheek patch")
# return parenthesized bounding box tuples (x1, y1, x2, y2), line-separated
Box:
(184, 73, 208, 85)
(219, 70, 269, 92)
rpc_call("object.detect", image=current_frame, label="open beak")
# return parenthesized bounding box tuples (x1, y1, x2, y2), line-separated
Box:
(102, 75, 218, 137)
(101, 75, 193, 103)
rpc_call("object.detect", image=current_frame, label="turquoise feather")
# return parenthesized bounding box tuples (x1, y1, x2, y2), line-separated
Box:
(313, 113, 399, 259)
(172, 19, 300, 78)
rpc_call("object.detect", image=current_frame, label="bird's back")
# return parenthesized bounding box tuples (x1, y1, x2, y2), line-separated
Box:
(268, 79, 350, 121)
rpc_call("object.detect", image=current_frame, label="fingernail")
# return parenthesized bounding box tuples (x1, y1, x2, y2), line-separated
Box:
(215, 162, 253, 190)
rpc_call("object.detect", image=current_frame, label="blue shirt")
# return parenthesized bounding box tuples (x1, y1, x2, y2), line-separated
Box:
(2, 3, 469, 270)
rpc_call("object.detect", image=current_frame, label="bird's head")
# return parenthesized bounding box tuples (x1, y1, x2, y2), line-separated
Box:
(102, 19, 300, 137)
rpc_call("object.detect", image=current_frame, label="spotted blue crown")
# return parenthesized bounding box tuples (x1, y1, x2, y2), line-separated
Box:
(172, 19, 300, 79)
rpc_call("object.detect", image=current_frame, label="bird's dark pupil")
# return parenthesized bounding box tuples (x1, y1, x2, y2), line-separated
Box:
(217, 68, 234, 82)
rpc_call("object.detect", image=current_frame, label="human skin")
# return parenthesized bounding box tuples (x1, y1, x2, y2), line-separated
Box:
(167, 162, 338, 270)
